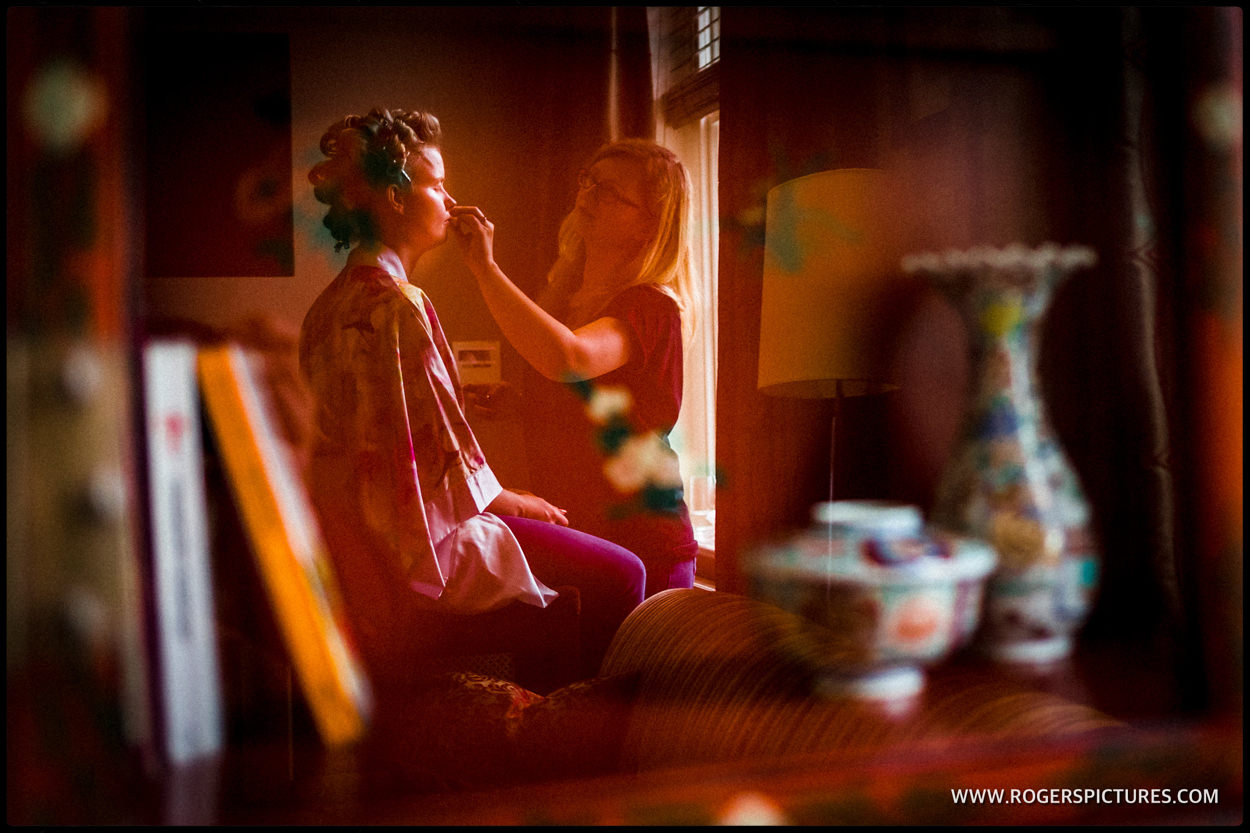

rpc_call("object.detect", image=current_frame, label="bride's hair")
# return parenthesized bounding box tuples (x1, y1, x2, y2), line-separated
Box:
(308, 108, 441, 251)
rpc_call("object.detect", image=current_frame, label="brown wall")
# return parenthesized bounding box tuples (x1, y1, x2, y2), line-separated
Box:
(136, 8, 625, 486)
(712, 6, 1201, 671)
(139, 7, 618, 361)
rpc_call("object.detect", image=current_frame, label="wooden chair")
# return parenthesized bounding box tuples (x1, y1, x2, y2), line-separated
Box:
(255, 328, 584, 690)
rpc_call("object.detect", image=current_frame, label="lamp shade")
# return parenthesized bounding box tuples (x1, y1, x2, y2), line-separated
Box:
(757, 168, 902, 398)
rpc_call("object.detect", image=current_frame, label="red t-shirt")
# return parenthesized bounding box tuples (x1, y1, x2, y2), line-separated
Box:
(522, 284, 698, 571)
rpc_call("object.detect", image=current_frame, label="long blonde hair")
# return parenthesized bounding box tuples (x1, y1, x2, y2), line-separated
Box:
(542, 139, 698, 342)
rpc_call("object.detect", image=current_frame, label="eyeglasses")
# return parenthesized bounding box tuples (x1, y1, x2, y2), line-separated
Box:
(577, 169, 650, 214)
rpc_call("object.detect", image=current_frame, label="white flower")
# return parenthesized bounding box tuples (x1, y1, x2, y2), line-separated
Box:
(603, 435, 655, 493)
(650, 447, 684, 489)
(603, 431, 682, 494)
(587, 385, 633, 425)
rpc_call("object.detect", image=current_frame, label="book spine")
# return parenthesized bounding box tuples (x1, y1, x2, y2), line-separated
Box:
(197, 345, 370, 746)
(142, 340, 225, 765)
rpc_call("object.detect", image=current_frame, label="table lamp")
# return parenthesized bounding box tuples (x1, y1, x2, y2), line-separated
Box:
(757, 168, 903, 501)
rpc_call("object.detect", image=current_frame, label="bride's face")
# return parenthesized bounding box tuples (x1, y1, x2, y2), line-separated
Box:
(396, 147, 457, 252)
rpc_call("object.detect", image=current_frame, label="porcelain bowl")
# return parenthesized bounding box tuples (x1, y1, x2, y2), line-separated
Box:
(745, 501, 997, 700)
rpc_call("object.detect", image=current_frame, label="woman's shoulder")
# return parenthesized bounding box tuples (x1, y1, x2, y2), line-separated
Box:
(340, 263, 432, 312)
(604, 284, 683, 363)
(345, 262, 403, 294)
(610, 283, 680, 316)
(307, 264, 429, 334)
(310, 262, 395, 305)
(606, 285, 681, 338)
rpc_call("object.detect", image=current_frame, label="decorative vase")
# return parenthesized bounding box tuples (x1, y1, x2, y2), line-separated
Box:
(901, 243, 1100, 665)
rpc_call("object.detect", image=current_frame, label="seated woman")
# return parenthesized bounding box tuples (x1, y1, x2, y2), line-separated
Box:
(299, 107, 645, 685)
(452, 139, 701, 598)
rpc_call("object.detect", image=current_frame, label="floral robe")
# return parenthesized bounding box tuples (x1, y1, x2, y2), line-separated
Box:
(299, 245, 555, 615)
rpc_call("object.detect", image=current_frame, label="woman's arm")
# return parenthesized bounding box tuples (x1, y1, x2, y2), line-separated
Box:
(451, 207, 631, 381)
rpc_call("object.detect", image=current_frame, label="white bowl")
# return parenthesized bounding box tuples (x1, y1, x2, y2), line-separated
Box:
(746, 501, 997, 700)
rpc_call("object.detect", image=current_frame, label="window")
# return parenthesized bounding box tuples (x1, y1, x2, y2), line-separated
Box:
(652, 6, 721, 129)
(648, 8, 720, 563)
(695, 5, 721, 69)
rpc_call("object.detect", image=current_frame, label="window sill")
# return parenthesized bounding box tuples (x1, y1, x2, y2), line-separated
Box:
(694, 541, 715, 590)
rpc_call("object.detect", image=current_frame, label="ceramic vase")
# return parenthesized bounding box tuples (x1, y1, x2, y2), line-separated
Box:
(902, 243, 1100, 664)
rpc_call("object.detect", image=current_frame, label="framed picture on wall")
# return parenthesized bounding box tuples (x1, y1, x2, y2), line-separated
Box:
(144, 30, 293, 277)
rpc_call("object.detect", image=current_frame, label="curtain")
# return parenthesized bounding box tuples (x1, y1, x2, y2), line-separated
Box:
(610, 6, 655, 142)
(508, 6, 657, 502)
(714, 7, 1240, 713)
(1172, 7, 1243, 716)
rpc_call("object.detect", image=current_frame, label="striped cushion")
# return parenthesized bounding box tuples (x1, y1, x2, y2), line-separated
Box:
(601, 589, 1123, 772)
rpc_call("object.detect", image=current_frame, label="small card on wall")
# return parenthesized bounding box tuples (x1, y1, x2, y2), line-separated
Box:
(453, 341, 501, 386)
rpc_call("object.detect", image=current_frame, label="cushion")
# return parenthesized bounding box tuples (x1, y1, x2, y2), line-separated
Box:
(362, 669, 640, 795)
(601, 589, 1124, 772)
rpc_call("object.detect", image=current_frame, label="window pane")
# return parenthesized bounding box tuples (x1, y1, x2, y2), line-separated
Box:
(650, 9, 720, 560)
(696, 6, 721, 70)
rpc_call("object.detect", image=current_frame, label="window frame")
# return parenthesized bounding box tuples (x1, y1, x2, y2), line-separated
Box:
(648, 7, 720, 577)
